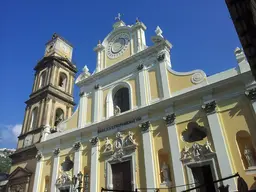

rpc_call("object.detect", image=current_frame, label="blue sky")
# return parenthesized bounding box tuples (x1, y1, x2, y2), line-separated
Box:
(0, 0, 241, 149)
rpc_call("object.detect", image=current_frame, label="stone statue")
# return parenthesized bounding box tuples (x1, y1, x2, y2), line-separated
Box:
(104, 137, 112, 152)
(204, 141, 213, 153)
(244, 145, 256, 167)
(161, 162, 170, 183)
(182, 145, 191, 160)
(126, 131, 136, 146)
(114, 105, 121, 116)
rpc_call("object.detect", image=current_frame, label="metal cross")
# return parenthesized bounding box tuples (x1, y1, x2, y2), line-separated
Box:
(115, 13, 123, 21)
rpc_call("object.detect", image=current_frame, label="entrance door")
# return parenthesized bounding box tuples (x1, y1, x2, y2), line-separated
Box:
(191, 165, 215, 192)
(112, 161, 132, 191)
(59, 189, 69, 192)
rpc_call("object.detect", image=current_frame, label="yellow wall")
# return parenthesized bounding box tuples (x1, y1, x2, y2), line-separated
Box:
(105, 46, 131, 67)
(219, 96, 256, 188)
(86, 97, 92, 123)
(40, 157, 52, 192)
(148, 70, 159, 100)
(167, 71, 194, 93)
(127, 79, 137, 107)
(65, 109, 78, 130)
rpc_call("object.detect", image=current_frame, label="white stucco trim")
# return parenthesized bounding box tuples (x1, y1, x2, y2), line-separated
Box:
(93, 89, 99, 123)
(106, 81, 133, 118)
(138, 69, 147, 106)
(206, 110, 237, 190)
(32, 159, 43, 192)
(90, 132, 99, 192)
(166, 123, 186, 191)
(158, 60, 171, 98)
(142, 128, 156, 188)
(51, 155, 59, 192)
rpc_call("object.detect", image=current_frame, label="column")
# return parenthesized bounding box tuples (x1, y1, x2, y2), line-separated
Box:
(138, 67, 147, 106)
(202, 100, 236, 190)
(157, 51, 171, 98)
(73, 141, 82, 175)
(51, 148, 60, 192)
(140, 121, 156, 189)
(94, 42, 104, 72)
(32, 73, 38, 92)
(50, 65, 56, 85)
(163, 114, 186, 191)
(93, 86, 101, 123)
(90, 134, 99, 192)
(21, 107, 29, 134)
(32, 152, 43, 191)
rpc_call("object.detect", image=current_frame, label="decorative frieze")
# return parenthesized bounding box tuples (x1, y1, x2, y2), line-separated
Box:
(53, 148, 60, 156)
(163, 113, 176, 125)
(90, 137, 99, 146)
(180, 141, 214, 163)
(202, 101, 216, 114)
(140, 121, 151, 132)
(245, 88, 256, 101)
(35, 151, 43, 161)
(73, 141, 81, 151)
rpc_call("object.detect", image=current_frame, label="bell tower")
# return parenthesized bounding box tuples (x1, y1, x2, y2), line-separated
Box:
(10, 33, 77, 167)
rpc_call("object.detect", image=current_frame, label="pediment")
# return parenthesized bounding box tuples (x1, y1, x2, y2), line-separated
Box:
(9, 167, 32, 180)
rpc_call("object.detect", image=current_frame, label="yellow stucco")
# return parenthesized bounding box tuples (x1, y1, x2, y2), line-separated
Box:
(167, 70, 194, 93)
(65, 109, 78, 130)
(105, 45, 131, 67)
(148, 70, 159, 100)
(86, 96, 92, 123)
(40, 158, 52, 192)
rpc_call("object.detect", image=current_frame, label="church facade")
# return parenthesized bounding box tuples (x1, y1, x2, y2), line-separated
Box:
(9, 17, 256, 192)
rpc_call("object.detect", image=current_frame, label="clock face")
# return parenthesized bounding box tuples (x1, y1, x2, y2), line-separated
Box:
(107, 32, 130, 59)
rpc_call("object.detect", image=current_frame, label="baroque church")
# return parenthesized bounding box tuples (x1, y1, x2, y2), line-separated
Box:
(6, 16, 256, 192)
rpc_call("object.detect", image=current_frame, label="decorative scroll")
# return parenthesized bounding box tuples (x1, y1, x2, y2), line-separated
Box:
(163, 113, 176, 125)
(202, 101, 216, 114)
(245, 88, 256, 101)
(53, 148, 60, 156)
(36, 151, 43, 161)
(139, 121, 151, 132)
(90, 137, 99, 146)
(73, 141, 81, 151)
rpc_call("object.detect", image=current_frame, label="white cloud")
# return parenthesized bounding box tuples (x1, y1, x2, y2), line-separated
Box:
(0, 124, 22, 149)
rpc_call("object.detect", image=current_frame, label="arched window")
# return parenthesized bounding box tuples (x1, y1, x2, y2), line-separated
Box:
(30, 107, 38, 130)
(58, 72, 67, 91)
(39, 71, 46, 88)
(236, 131, 256, 168)
(54, 108, 64, 127)
(113, 87, 130, 113)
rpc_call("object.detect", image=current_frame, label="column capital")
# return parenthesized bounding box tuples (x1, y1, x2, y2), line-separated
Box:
(163, 113, 176, 125)
(53, 147, 60, 157)
(90, 137, 99, 146)
(73, 141, 81, 151)
(202, 100, 216, 114)
(94, 84, 100, 90)
(139, 121, 151, 132)
(35, 151, 43, 161)
(245, 88, 256, 101)
(79, 91, 85, 97)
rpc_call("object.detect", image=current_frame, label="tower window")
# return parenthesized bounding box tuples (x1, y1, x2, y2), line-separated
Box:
(113, 87, 130, 113)
(30, 107, 38, 130)
(39, 71, 46, 88)
(54, 108, 64, 127)
(58, 72, 67, 91)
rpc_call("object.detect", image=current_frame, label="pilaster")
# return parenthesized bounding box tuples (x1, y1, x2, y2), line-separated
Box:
(138, 68, 147, 106)
(78, 92, 87, 128)
(93, 86, 101, 123)
(202, 100, 236, 190)
(90, 133, 99, 192)
(140, 121, 156, 189)
(50, 147, 60, 192)
(163, 113, 186, 191)
(32, 152, 43, 191)
(73, 140, 82, 175)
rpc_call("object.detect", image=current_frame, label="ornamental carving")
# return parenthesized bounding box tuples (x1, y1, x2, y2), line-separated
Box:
(163, 113, 176, 125)
(94, 84, 100, 90)
(180, 141, 214, 163)
(36, 151, 43, 161)
(10, 184, 24, 192)
(90, 137, 99, 146)
(53, 148, 60, 156)
(139, 121, 151, 132)
(157, 53, 165, 62)
(79, 92, 85, 97)
(245, 88, 256, 101)
(202, 101, 216, 114)
(73, 141, 81, 151)
(56, 156, 73, 185)
(181, 122, 207, 143)
(101, 131, 138, 162)
(191, 72, 205, 84)
(137, 64, 144, 71)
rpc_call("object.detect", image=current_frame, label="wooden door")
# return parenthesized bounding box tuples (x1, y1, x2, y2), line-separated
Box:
(112, 161, 132, 191)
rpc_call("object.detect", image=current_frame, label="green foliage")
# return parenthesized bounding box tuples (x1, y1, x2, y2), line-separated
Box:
(0, 156, 12, 173)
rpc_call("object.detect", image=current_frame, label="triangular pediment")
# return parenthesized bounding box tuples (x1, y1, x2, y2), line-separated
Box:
(9, 167, 32, 180)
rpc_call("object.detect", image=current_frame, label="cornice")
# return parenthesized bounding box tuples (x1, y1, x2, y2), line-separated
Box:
(18, 127, 43, 139)
(76, 40, 171, 87)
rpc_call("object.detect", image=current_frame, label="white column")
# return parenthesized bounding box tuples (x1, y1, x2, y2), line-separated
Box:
(140, 121, 156, 188)
(93, 88, 101, 123)
(51, 148, 60, 192)
(73, 141, 82, 175)
(32, 152, 43, 191)
(90, 133, 99, 192)
(203, 100, 236, 191)
(138, 69, 147, 106)
(78, 92, 87, 128)
(157, 52, 171, 98)
(164, 114, 186, 191)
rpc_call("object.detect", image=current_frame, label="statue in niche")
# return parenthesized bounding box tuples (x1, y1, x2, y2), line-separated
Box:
(182, 122, 207, 143)
(124, 131, 137, 146)
(244, 145, 256, 167)
(114, 105, 121, 116)
(161, 162, 170, 183)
